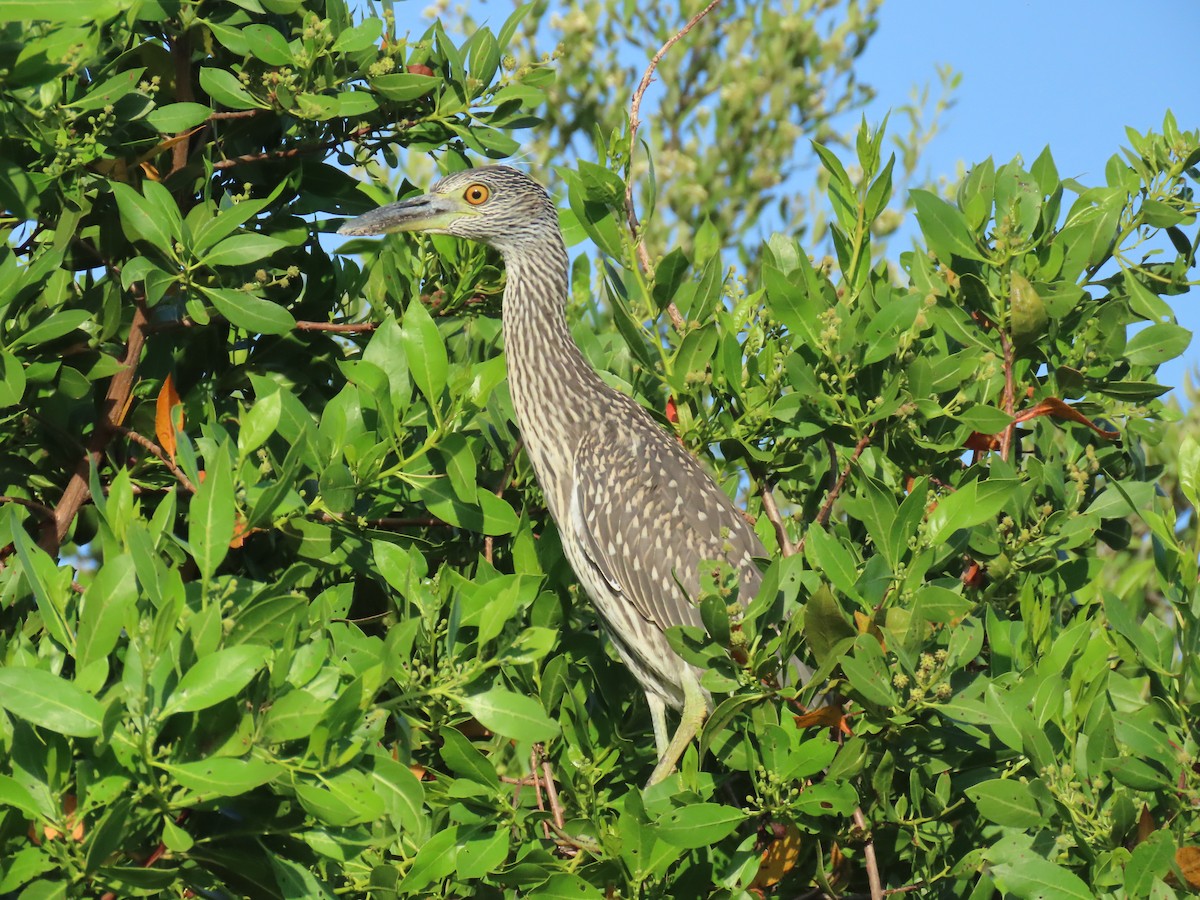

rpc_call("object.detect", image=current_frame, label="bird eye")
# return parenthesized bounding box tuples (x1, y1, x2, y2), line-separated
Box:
(464, 184, 490, 205)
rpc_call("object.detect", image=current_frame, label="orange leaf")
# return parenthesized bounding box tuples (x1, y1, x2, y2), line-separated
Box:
(751, 822, 803, 890)
(792, 704, 849, 732)
(1011, 397, 1119, 439)
(665, 395, 678, 424)
(156, 374, 182, 463)
(965, 431, 1001, 452)
(229, 516, 249, 549)
(1176, 846, 1200, 889)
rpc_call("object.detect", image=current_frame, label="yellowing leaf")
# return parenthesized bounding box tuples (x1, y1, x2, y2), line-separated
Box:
(156, 373, 182, 462)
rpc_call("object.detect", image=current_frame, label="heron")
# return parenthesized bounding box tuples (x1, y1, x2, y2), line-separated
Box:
(340, 165, 806, 784)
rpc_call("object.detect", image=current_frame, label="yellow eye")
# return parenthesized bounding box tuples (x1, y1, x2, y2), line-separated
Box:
(464, 183, 490, 205)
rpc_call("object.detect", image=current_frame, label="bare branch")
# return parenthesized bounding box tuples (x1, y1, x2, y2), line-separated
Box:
(115, 426, 197, 494)
(624, 0, 724, 332)
(853, 806, 884, 900)
(294, 320, 379, 333)
(760, 483, 795, 557)
(796, 430, 873, 557)
(0, 496, 56, 520)
(42, 295, 149, 554)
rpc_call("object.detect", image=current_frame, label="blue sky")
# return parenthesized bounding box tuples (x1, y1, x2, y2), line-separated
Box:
(850, 0, 1200, 391)
(414, 0, 1200, 392)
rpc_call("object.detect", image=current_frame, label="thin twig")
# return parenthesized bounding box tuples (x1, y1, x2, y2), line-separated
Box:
(796, 430, 873, 557)
(114, 426, 197, 494)
(0, 496, 55, 519)
(999, 330, 1016, 462)
(624, 0, 724, 331)
(537, 743, 566, 832)
(208, 109, 266, 121)
(319, 513, 451, 529)
(853, 806, 883, 900)
(760, 483, 795, 557)
(530, 747, 550, 840)
(294, 320, 379, 333)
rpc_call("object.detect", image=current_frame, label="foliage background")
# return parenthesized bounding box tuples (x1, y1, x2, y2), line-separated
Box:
(0, 1, 1198, 898)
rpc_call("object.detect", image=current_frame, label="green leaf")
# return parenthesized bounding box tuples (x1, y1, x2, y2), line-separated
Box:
(926, 480, 1017, 544)
(8, 309, 92, 349)
(912, 189, 987, 263)
(1124, 829, 1176, 898)
(146, 101, 212, 133)
(803, 525, 861, 602)
(77, 556, 136, 670)
(0, 774, 41, 817)
(203, 286, 296, 335)
(188, 442, 234, 581)
(462, 686, 559, 742)
(400, 298, 447, 403)
(111, 181, 173, 251)
(332, 18, 382, 53)
(198, 66, 267, 110)
(243, 24, 293, 65)
(0, 0, 123, 21)
(439, 727, 499, 788)
(7, 506, 73, 650)
(162, 644, 270, 715)
(527, 875, 606, 900)
(0, 667, 103, 737)
(367, 755, 425, 834)
(840, 634, 896, 708)
(965, 779, 1045, 828)
(202, 233, 287, 267)
(987, 843, 1094, 900)
(239, 390, 282, 456)
(1123, 322, 1191, 366)
(0, 350, 26, 406)
(370, 73, 439, 101)
(167, 757, 282, 796)
(655, 803, 746, 848)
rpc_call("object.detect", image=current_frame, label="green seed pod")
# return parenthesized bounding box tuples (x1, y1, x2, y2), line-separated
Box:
(1010, 272, 1048, 347)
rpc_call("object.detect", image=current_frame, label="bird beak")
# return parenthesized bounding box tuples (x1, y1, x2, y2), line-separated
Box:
(337, 193, 466, 236)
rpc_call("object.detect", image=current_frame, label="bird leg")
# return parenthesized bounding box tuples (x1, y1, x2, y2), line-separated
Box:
(647, 693, 670, 757)
(646, 670, 708, 786)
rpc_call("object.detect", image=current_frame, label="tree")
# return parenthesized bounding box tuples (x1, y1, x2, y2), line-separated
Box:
(0, 1, 1198, 898)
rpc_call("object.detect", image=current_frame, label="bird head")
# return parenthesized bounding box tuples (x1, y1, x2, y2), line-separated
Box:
(337, 165, 556, 254)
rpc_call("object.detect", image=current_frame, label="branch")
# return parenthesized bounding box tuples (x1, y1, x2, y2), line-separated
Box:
(999, 330, 1016, 462)
(760, 483, 795, 557)
(294, 320, 379, 333)
(853, 806, 884, 900)
(624, 0, 724, 332)
(167, 32, 194, 177)
(41, 296, 150, 554)
(796, 429, 873, 557)
(0, 496, 56, 520)
(319, 513, 451, 529)
(114, 426, 197, 494)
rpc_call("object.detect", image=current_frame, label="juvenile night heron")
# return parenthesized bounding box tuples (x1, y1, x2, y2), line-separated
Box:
(340, 166, 802, 784)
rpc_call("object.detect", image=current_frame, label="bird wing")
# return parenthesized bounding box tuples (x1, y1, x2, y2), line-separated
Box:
(570, 413, 766, 634)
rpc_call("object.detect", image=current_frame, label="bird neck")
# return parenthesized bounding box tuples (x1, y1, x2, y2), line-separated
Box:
(500, 231, 610, 515)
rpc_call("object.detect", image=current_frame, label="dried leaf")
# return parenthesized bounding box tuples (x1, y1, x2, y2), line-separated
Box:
(1011, 397, 1119, 439)
(156, 374, 182, 462)
(1175, 846, 1200, 889)
(1136, 804, 1156, 845)
(792, 704, 848, 732)
(751, 822, 803, 890)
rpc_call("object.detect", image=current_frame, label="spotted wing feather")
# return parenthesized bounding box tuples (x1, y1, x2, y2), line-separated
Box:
(571, 411, 766, 633)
